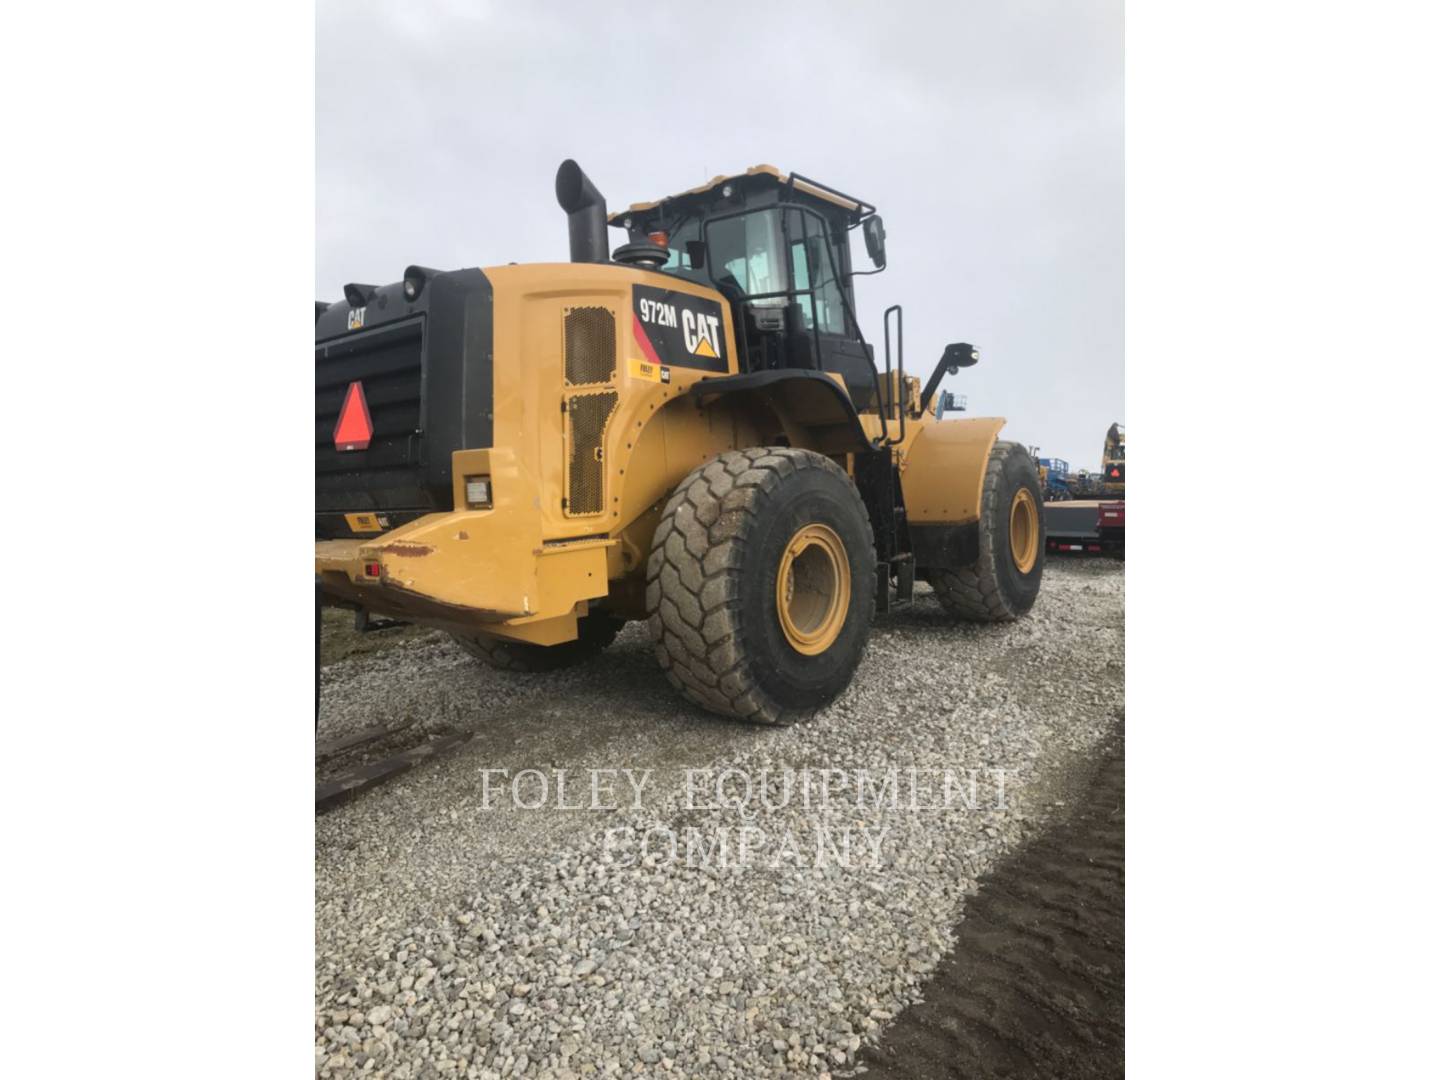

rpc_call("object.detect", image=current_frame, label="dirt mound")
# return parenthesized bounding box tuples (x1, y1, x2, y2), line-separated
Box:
(859, 732, 1124, 1078)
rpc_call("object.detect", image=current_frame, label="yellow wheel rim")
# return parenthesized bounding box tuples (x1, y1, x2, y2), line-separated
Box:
(776, 523, 850, 655)
(1009, 488, 1039, 574)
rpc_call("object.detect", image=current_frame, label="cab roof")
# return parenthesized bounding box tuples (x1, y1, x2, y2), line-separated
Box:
(609, 165, 874, 226)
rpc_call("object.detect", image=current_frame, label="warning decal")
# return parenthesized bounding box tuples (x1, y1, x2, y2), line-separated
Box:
(632, 284, 728, 373)
(333, 380, 373, 452)
(628, 357, 671, 384)
(344, 512, 389, 534)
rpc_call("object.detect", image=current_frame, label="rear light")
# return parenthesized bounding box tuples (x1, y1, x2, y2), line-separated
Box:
(363, 561, 381, 578)
(647, 230, 669, 248)
(464, 476, 493, 508)
(403, 265, 436, 301)
(343, 283, 376, 308)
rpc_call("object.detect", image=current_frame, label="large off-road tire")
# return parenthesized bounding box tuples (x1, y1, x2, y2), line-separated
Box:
(646, 447, 876, 726)
(930, 440, 1045, 622)
(451, 611, 623, 673)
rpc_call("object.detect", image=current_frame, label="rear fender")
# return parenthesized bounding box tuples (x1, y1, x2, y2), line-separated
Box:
(692, 369, 873, 455)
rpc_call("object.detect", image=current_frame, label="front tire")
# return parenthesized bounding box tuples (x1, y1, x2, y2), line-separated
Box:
(930, 440, 1045, 621)
(646, 447, 876, 726)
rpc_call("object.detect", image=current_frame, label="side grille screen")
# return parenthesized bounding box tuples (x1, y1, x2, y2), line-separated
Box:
(564, 307, 616, 386)
(315, 319, 427, 513)
(565, 391, 618, 516)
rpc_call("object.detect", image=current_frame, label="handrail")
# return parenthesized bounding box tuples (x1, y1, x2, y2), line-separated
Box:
(882, 305, 905, 446)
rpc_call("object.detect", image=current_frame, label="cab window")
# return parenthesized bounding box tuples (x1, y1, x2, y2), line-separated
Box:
(704, 209, 788, 298)
(660, 219, 704, 280)
(786, 209, 847, 336)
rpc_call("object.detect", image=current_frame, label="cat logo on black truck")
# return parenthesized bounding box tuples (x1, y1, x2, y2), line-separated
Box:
(632, 284, 727, 373)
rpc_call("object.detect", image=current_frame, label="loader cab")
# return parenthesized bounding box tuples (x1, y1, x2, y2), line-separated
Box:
(610, 166, 884, 407)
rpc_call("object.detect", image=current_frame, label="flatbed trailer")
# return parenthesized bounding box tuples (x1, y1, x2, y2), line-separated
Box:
(1044, 499, 1124, 558)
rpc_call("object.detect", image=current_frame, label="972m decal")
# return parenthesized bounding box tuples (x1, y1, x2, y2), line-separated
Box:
(632, 284, 728, 373)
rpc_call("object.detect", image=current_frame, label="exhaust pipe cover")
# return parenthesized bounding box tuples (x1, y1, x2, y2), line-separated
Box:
(555, 159, 609, 264)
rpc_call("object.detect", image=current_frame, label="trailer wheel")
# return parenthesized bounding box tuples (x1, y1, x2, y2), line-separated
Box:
(930, 440, 1045, 622)
(452, 612, 623, 673)
(647, 447, 876, 726)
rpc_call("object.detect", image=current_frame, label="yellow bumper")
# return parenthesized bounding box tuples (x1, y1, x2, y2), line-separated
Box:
(315, 448, 613, 644)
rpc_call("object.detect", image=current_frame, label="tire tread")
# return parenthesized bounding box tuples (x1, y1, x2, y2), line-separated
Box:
(931, 440, 1040, 623)
(646, 447, 874, 726)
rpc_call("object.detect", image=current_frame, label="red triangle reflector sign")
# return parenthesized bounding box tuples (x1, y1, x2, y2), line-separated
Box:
(334, 381, 373, 451)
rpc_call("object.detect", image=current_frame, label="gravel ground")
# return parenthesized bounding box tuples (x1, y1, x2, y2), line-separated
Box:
(316, 557, 1124, 1078)
(320, 607, 436, 667)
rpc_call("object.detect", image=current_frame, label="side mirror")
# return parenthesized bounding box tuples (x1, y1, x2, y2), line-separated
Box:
(685, 240, 707, 269)
(941, 342, 979, 374)
(862, 215, 887, 268)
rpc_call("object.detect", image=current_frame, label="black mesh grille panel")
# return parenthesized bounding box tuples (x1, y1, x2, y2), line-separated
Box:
(315, 319, 428, 513)
(566, 391, 618, 516)
(564, 307, 616, 386)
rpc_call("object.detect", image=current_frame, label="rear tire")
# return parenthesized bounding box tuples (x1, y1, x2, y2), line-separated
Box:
(646, 447, 876, 726)
(452, 611, 622, 672)
(930, 440, 1045, 622)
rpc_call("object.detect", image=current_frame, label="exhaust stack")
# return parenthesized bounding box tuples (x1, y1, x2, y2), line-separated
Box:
(555, 159, 609, 264)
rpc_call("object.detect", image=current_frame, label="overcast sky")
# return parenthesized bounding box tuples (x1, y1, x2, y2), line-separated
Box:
(318, 0, 1122, 472)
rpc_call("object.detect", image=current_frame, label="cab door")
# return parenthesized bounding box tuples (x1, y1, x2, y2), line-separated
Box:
(783, 207, 878, 407)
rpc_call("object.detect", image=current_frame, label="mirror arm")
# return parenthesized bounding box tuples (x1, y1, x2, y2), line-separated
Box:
(920, 344, 977, 415)
(919, 362, 958, 417)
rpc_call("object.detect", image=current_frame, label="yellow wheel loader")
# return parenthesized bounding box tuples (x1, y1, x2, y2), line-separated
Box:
(1101, 421, 1125, 499)
(316, 161, 1045, 725)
